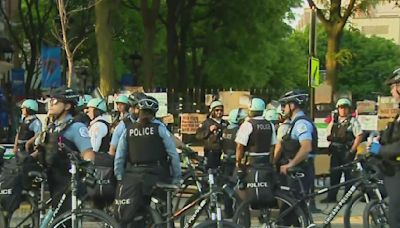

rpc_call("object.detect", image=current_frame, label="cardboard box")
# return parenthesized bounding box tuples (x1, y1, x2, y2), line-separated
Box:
(315, 82, 332, 104)
(356, 100, 376, 114)
(378, 118, 394, 131)
(180, 113, 207, 134)
(378, 96, 398, 118)
(357, 115, 378, 131)
(218, 91, 251, 115)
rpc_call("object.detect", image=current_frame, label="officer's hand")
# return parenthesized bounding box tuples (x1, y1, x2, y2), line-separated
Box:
(209, 125, 218, 132)
(369, 142, 381, 155)
(280, 162, 293, 175)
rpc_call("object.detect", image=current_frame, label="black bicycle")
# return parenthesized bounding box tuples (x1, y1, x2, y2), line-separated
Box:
(5, 143, 118, 228)
(150, 168, 242, 228)
(233, 154, 387, 228)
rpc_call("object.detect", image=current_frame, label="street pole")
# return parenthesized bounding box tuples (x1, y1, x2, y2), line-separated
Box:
(308, 7, 317, 120)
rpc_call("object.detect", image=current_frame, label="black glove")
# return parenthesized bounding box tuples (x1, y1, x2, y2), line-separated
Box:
(345, 150, 356, 162)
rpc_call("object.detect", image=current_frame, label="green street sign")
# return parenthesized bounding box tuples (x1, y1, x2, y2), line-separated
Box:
(311, 57, 320, 88)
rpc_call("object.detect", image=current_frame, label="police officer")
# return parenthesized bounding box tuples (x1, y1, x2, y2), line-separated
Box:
(109, 92, 147, 156)
(369, 68, 400, 227)
(321, 98, 363, 203)
(74, 94, 92, 126)
(87, 98, 110, 153)
(111, 95, 130, 131)
(279, 90, 317, 191)
(196, 100, 228, 169)
(221, 108, 247, 217)
(38, 87, 94, 214)
(235, 98, 277, 167)
(114, 96, 181, 227)
(13, 99, 42, 161)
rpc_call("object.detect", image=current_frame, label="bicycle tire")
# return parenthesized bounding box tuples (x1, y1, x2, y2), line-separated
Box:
(8, 192, 39, 228)
(194, 220, 243, 228)
(343, 192, 365, 228)
(363, 199, 389, 228)
(49, 208, 118, 227)
(232, 190, 309, 228)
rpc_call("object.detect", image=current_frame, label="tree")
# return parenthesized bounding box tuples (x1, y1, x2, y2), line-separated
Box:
(290, 26, 400, 100)
(0, 0, 55, 93)
(95, 0, 118, 95)
(305, 0, 377, 92)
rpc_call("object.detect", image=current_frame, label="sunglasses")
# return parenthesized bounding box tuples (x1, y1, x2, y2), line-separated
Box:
(214, 109, 223, 112)
(49, 98, 62, 106)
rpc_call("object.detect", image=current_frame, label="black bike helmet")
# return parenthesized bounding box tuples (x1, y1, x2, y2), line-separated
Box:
(386, 68, 400, 85)
(279, 90, 308, 106)
(128, 92, 147, 107)
(49, 86, 80, 105)
(138, 96, 159, 112)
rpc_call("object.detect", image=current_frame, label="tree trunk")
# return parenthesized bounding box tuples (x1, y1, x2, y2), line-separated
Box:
(166, 0, 178, 89)
(325, 30, 341, 92)
(141, 0, 160, 89)
(177, 0, 195, 92)
(95, 0, 117, 95)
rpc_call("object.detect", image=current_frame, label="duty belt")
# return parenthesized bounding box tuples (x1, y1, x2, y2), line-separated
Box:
(129, 160, 163, 168)
(17, 140, 29, 144)
(245, 152, 270, 157)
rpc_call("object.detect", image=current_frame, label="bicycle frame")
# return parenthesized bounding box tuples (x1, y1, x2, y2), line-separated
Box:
(277, 166, 383, 227)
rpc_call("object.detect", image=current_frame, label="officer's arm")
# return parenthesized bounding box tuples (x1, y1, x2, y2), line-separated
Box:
(114, 130, 128, 181)
(270, 123, 277, 162)
(289, 140, 312, 166)
(351, 119, 364, 152)
(379, 141, 400, 159)
(195, 121, 211, 140)
(289, 121, 313, 166)
(90, 122, 108, 153)
(351, 134, 363, 152)
(109, 121, 125, 156)
(159, 125, 182, 181)
(236, 143, 245, 167)
(273, 142, 282, 165)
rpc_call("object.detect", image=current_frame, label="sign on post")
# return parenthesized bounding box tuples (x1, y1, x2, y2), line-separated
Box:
(311, 57, 320, 88)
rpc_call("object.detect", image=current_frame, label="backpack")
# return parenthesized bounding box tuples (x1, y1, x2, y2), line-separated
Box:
(0, 157, 23, 213)
(241, 164, 278, 209)
(86, 153, 116, 208)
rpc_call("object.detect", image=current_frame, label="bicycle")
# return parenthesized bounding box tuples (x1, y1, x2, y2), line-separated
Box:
(232, 154, 386, 228)
(150, 168, 242, 228)
(47, 143, 118, 227)
(176, 146, 241, 226)
(6, 143, 118, 228)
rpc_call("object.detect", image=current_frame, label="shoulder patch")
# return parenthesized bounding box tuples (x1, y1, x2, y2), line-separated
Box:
(296, 122, 308, 134)
(79, 127, 90, 138)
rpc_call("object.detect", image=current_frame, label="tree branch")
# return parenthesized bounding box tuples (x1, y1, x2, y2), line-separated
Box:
(72, 37, 88, 55)
(306, 0, 330, 26)
(340, 0, 356, 28)
(67, 0, 104, 15)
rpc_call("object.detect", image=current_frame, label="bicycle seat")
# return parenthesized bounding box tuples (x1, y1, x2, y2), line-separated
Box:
(155, 182, 179, 191)
(28, 171, 47, 180)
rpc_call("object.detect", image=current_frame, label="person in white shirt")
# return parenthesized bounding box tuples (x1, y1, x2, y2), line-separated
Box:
(87, 98, 111, 153)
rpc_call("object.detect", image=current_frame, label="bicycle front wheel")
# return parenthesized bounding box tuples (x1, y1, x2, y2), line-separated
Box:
(194, 220, 243, 228)
(232, 190, 309, 228)
(363, 199, 389, 228)
(343, 192, 366, 228)
(49, 208, 118, 227)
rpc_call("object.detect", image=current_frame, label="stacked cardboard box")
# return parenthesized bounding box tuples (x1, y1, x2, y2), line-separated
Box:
(377, 96, 398, 131)
(356, 100, 378, 131)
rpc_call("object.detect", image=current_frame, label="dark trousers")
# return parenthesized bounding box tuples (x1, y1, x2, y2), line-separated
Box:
(204, 150, 222, 169)
(282, 161, 315, 226)
(48, 168, 72, 215)
(120, 164, 170, 228)
(327, 149, 352, 200)
(222, 159, 235, 216)
(384, 169, 400, 227)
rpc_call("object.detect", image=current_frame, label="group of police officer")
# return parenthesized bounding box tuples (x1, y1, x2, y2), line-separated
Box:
(8, 68, 400, 227)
